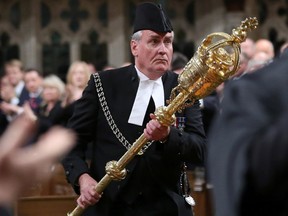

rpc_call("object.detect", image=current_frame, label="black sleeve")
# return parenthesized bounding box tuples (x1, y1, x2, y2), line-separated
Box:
(248, 111, 288, 194)
(165, 99, 206, 164)
(62, 75, 98, 193)
(207, 52, 288, 216)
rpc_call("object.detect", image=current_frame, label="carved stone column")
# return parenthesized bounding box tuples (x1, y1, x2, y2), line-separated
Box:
(107, 0, 129, 67)
(194, 0, 226, 46)
(20, 0, 42, 70)
(224, 0, 246, 36)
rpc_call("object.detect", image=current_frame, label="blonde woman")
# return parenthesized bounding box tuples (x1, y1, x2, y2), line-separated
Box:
(41, 75, 65, 115)
(63, 61, 91, 107)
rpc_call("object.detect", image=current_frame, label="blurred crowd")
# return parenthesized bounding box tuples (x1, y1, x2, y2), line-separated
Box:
(0, 59, 104, 214)
(0, 60, 94, 140)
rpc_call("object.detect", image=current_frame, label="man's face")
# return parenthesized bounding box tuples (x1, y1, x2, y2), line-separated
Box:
(5, 65, 24, 86)
(131, 30, 173, 79)
(24, 71, 43, 93)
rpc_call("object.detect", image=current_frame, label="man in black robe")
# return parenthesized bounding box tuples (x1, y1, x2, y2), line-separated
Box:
(62, 2, 206, 216)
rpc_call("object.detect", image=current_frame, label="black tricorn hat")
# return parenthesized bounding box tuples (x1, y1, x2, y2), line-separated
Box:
(133, 2, 173, 33)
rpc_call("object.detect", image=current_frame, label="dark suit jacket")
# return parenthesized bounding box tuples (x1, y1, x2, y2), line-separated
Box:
(63, 65, 206, 216)
(37, 101, 64, 135)
(24, 101, 64, 145)
(18, 86, 30, 106)
(26, 95, 43, 115)
(201, 91, 220, 134)
(208, 52, 288, 216)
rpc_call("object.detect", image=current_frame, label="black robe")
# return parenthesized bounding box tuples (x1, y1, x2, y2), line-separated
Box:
(63, 65, 206, 216)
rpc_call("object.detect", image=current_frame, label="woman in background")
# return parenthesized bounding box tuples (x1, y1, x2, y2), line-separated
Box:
(36, 74, 66, 135)
(59, 61, 91, 126)
(62, 61, 91, 108)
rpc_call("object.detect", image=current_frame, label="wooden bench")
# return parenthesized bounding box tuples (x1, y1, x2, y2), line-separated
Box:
(188, 168, 214, 216)
(15, 163, 77, 216)
(15, 195, 77, 216)
(15, 164, 213, 216)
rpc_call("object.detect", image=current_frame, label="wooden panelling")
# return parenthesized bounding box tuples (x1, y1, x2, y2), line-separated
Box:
(16, 196, 77, 216)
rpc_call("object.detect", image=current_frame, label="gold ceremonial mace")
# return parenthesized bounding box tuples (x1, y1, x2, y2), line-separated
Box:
(67, 17, 258, 216)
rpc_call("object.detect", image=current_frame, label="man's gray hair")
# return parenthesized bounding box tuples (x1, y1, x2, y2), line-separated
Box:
(131, 31, 142, 41)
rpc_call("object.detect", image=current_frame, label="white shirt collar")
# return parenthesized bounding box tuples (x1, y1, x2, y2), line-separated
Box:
(128, 67, 164, 126)
(135, 66, 150, 82)
(135, 66, 163, 87)
(29, 88, 43, 98)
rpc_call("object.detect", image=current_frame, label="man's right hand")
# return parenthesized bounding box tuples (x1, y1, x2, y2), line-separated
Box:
(77, 173, 102, 208)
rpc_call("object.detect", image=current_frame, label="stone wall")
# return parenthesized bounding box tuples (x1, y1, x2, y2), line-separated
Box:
(0, 0, 287, 76)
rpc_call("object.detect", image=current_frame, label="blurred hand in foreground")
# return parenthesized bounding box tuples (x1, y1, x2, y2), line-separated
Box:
(0, 103, 75, 205)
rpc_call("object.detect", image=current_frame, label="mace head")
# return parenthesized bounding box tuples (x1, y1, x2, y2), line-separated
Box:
(174, 17, 258, 105)
(232, 17, 258, 43)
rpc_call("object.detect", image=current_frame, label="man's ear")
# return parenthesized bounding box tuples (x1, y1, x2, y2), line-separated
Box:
(130, 40, 138, 57)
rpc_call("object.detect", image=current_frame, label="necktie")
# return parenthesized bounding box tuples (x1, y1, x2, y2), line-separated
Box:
(128, 78, 164, 126)
(29, 97, 37, 109)
(128, 79, 154, 126)
(128, 67, 164, 126)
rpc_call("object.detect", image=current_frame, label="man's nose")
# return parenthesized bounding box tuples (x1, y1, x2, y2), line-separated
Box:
(158, 43, 167, 54)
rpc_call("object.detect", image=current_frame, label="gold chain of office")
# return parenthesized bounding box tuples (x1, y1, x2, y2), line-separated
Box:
(93, 73, 153, 155)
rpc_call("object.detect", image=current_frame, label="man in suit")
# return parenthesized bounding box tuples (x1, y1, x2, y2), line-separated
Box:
(207, 46, 288, 216)
(0, 60, 30, 122)
(23, 68, 43, 115)
(62, 2, 206, 216)
(4, 59, 29, 106)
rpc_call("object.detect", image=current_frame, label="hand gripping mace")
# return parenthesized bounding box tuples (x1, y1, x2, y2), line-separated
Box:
(67, 17, 258, 216)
